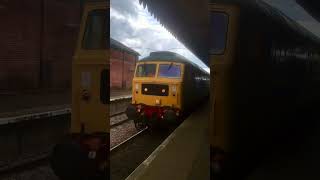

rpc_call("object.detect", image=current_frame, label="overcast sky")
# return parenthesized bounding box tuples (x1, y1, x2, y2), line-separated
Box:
(110, 0, 320, 74)
(110, 0, 209, 72)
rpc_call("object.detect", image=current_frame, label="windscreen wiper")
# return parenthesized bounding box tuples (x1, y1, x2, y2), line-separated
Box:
(168, 62, 173, 70)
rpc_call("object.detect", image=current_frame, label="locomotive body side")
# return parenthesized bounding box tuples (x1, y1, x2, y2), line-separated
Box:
(50, 2, 108, 179)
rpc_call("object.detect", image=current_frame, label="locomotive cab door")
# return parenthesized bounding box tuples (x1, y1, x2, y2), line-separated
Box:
(71, 3, 108, 135)
(209, 3, 240, 174)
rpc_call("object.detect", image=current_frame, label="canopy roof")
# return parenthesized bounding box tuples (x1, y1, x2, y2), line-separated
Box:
(139, 0, 320, 65)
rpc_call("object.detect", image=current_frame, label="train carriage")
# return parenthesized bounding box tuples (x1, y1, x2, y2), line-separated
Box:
(126, 51, 209, 129)
(209, 1, 320, 178)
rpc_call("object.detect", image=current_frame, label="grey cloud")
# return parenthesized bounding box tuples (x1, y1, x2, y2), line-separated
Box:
(110, 0, 209, 70)
(110, 15, 136, 40)
(111, 0, 139, 18)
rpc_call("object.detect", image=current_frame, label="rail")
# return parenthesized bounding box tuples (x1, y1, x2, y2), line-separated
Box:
(110, 128, 147, 152)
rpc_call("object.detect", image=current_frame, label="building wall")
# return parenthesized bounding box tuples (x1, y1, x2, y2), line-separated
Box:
(0, 0, 41, 90)
(110, 48, 137, 89)
(0, 0, 80, 92)
(44, 0, 81, 89)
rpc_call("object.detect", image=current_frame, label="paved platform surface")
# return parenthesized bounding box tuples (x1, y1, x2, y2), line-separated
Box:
(126, 102, 210, 180)
(0, 90, 70, 118)
(0, 89, 131, 118)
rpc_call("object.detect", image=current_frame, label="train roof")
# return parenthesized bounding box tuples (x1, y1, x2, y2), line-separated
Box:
(139, 51, 209, 74)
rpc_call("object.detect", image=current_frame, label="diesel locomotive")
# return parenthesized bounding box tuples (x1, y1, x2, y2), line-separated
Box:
(50, 1, 108, 180)
(126, 51, 209, 129)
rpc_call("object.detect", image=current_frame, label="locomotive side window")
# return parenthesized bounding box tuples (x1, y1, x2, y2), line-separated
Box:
(82, 10, 107, 49)
(158, 64, 181, 78)
(136, 64, 157, 77)
(100, 69, 109, 104)
(210, 12, 229, 55)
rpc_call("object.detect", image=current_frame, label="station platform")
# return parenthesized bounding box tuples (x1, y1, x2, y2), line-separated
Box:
(0, 88, 131, 119)
(0, 90, 70, 118)
(126, 102, 210, 180)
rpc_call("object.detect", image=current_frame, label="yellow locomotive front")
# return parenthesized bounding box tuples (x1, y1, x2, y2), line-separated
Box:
(126, 52, 184, 129)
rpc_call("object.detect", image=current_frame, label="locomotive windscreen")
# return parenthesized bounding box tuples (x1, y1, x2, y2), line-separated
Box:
(158, 64, 181, 78)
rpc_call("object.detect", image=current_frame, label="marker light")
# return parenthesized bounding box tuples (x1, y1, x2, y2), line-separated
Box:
(155, 99, 160, 105)
(172, 85, 177, 95)
(144, 88, 148, 92)
(135, 84, 139, 94)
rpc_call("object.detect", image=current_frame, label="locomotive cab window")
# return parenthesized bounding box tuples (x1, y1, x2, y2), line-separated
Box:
(158, 64, 181, 78)
(135, 64, 157, 77)
(82, 9, 107, 49)
(100, 69, 109, 104)
(210, 12, 229, 55)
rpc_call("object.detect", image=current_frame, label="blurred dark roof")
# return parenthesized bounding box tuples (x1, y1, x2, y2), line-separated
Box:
(140, 51, 208, 74)
(139, 0, 209, 65)
(296, 0, 320, 22)
(110, 38, 140, 56)
(139, 0, 320, 66)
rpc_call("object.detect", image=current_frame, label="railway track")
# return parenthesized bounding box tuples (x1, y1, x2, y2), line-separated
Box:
(0, 109, 70, 177)
(110, 112, 132, 128)
(0, 153, 50, 174)
(110, 128, 148, 152)
(0, 96, 131, 177)
(110, 127, 173, 180)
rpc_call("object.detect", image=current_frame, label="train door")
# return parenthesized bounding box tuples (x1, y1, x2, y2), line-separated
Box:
(209, 3, 240, 174)
(71, 2, 108, 135)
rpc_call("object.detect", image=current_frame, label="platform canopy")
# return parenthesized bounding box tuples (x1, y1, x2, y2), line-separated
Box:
(296, 0, 320, 22)
(139, 0, 320, 66)
(138, 0, 210, 65)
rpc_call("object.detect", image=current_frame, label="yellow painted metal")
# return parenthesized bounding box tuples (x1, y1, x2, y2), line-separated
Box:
(71, 2, 108, 134)
(209, 3, 240, 152)
(132, 61, 184, 109)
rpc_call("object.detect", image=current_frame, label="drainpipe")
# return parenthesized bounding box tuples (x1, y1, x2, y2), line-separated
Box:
(39, 0, 45, 89)
(135, 55, 137, 66)
(122, 49, 125, 89)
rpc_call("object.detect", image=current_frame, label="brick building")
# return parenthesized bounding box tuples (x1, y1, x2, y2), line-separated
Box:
(0, 0, 82, 92)
(110, 38, 140, 89)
